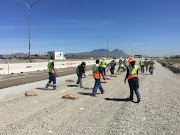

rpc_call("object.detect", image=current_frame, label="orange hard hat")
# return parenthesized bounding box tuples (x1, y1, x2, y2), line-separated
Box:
(128, 57, 136, 62)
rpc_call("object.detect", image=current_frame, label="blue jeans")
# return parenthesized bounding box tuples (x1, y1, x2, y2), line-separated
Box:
(110, 67, 115, 75)
(129, 89, 140, 100)
(149, 67, 154, 75)
(76, 73, 82, 87)
(46, 73, 56, 89)
(102, 68, 106, 75)
(92, 78, 104, 96)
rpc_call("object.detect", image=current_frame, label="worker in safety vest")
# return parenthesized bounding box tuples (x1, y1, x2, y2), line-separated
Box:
(109, 59, 117, 75)
(92, 59, 106, 96)
(139, 57, 145, 73)
(76, 62, 86, 88)
(117, 57, 123, 72)
(145, 58, 149, 72)
(123, 58, 128, 68)
(124, 57, 140, 103)
(45, 56, 57, 90)
(149, 58, 155, 75)
(100, 58, 107, 76)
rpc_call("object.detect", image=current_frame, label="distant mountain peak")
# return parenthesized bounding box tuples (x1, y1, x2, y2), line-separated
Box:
(66, 49, 130, 57)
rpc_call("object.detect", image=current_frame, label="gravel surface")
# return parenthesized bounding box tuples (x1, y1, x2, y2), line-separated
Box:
(0, 61, 179, 135)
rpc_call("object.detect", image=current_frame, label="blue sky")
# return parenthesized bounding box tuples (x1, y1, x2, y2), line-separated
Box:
(0, 0, 180, 57)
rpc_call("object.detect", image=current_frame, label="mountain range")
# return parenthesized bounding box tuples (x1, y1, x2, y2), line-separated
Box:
(66, 49, 130, 57)
(1, 53, 28, 57)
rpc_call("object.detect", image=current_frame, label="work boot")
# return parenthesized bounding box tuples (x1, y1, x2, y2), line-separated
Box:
(137, 97, 141, 103)
(53, 87, 57, 90)
(80, 86, 84, 88)
(101, 90, 105, 94)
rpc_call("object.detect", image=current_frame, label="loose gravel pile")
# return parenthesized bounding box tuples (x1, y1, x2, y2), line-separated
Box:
(0, 61, 179, 135)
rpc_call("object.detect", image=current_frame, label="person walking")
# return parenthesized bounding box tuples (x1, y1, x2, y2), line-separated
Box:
(92, 59, 106, 96)
(124, 57, 141, 103)
(117, 57, 123, 72)
(76, 62, 86, 88)
(149, 58, 155, 75)
(145, 58, 149, 72)
(45, 56, 57, 90)
(100, 58, 107, 76)
(123, 58, 128, 68)
(109, 59, 117, 75)
(139, 57, 145, 73)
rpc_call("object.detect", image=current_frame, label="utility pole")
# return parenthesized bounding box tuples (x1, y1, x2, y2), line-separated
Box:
(97, 35, 119, 59)
(15, 0, 40, 62)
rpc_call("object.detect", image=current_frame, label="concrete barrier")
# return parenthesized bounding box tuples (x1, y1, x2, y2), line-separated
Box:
(0, 60, 111, 75)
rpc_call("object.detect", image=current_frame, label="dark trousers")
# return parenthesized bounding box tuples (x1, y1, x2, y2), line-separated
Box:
(149, 67, 154, 75)
(129, 89, 140, 100)
(92, 78, 104, 96)
(128, 77, 140, 100)
(110, 67, 115, 75)
(140, 65, 144, 73)
(102, 68, 106, 75)
(46, 73, 56, 89)
(76, 73, 82, 87)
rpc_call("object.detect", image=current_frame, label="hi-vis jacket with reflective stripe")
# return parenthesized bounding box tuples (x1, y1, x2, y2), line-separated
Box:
(127, 65, 138, 80)
(92, 64, 101, 79)
(47, 60, 54, 73)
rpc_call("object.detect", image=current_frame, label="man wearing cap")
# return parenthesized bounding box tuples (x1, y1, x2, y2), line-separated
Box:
(76, 62, 86, 88)
(100, 58, 107, 76)
(45, 56, 57, 90)
(92, 59, 106, 96)
(124, 57, 141, 103)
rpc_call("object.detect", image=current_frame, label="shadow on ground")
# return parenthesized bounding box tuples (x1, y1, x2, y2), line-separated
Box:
(105, 98, 140, 103)
(104, 98, 130, 102)
(67, 85, 78, 87)
(78, 92, 92, 96)
(36, 87, 53, 90)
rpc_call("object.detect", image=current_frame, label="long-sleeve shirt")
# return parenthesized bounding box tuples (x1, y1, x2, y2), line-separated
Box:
(77, 65, 85, 74)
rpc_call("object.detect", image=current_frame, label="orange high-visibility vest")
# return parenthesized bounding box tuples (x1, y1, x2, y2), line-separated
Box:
(92, 64, 101, 79)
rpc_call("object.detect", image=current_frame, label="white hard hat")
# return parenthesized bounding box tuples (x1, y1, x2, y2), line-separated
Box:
(103, 58, 105, 60)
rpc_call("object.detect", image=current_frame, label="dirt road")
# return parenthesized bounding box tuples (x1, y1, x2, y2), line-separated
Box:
(0, 61, 179, 135)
